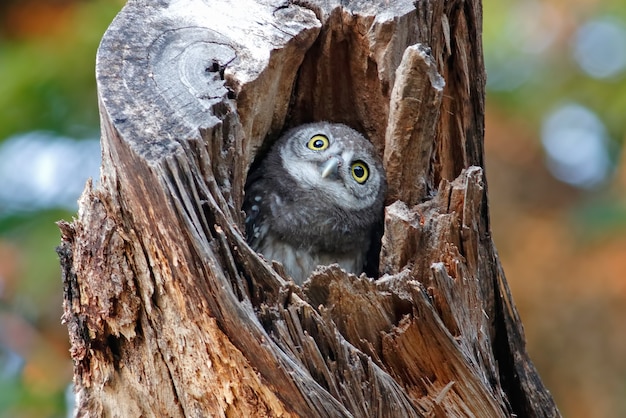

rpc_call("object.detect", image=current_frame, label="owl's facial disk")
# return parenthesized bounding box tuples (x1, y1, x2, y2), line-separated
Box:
(277, 124, 384, 211)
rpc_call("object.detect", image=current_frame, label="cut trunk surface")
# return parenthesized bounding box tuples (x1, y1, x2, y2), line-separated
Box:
(57, 0, 560, 417)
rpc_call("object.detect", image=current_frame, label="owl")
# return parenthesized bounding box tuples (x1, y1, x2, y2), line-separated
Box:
(243, 122, 387, 284)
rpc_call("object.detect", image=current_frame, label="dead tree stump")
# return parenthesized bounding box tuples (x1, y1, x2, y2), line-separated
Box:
(57, 0, 561, 416)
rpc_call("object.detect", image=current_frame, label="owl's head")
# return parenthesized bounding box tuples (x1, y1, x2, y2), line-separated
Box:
(275, 122, 386, 211)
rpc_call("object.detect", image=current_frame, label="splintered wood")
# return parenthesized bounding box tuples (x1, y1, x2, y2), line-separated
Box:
(58, 0, 560, 417)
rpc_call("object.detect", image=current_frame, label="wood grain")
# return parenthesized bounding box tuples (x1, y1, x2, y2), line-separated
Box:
(58, 0, 561, 416)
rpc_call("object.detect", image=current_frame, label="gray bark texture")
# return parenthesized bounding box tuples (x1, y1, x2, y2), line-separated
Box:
(57, 0, 561, 416)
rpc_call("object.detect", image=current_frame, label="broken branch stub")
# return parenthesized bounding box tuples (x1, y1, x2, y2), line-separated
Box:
(384, 43, 445, 205)
(58, 0, 560, 416)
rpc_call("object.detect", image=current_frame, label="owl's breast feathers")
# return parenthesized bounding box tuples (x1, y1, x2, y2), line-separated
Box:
(244, 165, 375, 283)
(245, 162, 374, 253)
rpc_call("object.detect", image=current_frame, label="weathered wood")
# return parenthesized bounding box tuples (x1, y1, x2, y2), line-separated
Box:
(58, 0, 560, 416)
(384, 43, 444, 204)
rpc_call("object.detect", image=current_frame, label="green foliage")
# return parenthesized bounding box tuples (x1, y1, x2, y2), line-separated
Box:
(0, 377, 66, 418)
(483, 0, 626, 145)
(572, 196, 626, 238)
(0, 2, 123, 417)
(0, 208, 75, 312)
(0, 0, 124, 141)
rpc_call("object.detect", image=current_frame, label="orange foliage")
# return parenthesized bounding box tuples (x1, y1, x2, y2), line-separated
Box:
(486, 105, 626, 418)
(2, 0, 76, 40)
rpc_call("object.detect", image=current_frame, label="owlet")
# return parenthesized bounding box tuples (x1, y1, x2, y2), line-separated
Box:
(243, 122, 386, 284)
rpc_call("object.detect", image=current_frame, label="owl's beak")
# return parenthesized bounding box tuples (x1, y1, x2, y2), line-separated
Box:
(320, 157, 341, 179)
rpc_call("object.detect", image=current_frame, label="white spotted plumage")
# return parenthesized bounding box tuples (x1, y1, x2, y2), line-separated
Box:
(243, 122, 386, 284)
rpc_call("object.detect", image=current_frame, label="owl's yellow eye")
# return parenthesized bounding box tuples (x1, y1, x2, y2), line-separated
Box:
(351, 161, 369, 184)
(307, 134, 329, 151)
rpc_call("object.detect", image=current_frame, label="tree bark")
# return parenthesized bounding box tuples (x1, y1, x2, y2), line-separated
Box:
(57, 0, 560, 416)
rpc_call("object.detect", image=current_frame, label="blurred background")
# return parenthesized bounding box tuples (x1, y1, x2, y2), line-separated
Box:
(0, 0, 624, 416)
